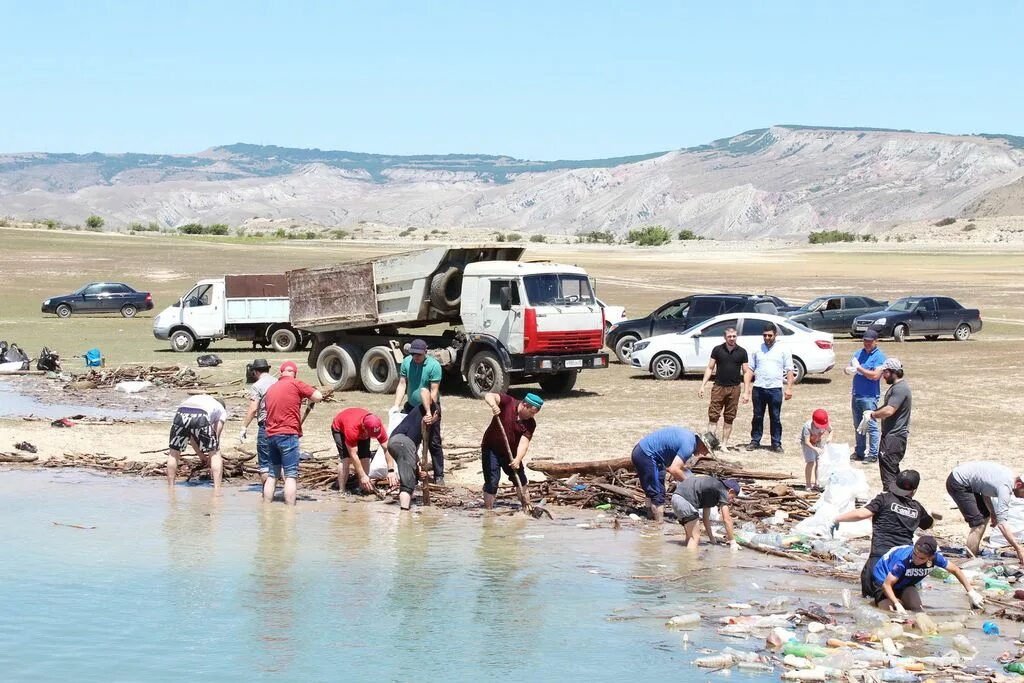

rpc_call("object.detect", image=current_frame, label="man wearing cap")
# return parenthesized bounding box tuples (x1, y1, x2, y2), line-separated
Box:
(671, 475, 741, 551)
(166, 393, 229, 489)
(832, 469, 937, 598)
(698, 326, 749, 449)
(743, 322, 795, 453)
(262, 361, 324, 505)
(631, 426, 719, 522)
(799, 409, 832, 491)
(845, 329, 886, 462)
(865, 358, 911, 491)
(393, 339, 445, 484)
(239, 359, 277, 483)
(946, 461, 1024, 564)
(870, 536, 981, 612)
(331, 407, 394, 494)
(480, 391, 543, 510)
(388, 388, 440, 510)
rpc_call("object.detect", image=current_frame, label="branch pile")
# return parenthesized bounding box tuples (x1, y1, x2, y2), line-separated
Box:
(66, 365, 225, 390)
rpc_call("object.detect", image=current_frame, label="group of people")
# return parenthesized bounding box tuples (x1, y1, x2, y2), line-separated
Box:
(165, 339, 543, 510)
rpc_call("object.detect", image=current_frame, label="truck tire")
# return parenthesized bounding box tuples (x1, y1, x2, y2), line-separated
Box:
(270, 327, 299, 353)
(170, 329, 195, 353)
(538, 371, 577, 394)
(360, 345, 399, 394)
(316, 344, 360, 391)
(467, 350, 509, 398)
(430, 266, 463, 311)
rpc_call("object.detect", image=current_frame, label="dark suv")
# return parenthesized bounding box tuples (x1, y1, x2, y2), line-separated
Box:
(42, 282, 154, 319)
(606, 294, 778, 364)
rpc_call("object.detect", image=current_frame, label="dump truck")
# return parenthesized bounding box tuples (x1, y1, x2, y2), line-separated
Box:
(153, 274, 308, 353)
(288, 246, 609, 398)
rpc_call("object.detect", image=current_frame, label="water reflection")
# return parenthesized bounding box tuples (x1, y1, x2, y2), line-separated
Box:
(247, 506, 298, 673)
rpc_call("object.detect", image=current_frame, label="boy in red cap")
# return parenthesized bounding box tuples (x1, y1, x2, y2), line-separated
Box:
(262, 360, 323, 505)
(331, 407, 395, 494)
(799, 408, 832, 491)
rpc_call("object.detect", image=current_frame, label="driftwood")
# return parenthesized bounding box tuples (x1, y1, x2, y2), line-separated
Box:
(528, 455, 791, 481)
(0, 452, 39, 463)
(66, 365, 211, 390)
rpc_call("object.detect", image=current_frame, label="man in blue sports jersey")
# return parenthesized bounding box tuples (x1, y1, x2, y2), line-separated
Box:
(870, 535, 982, 612)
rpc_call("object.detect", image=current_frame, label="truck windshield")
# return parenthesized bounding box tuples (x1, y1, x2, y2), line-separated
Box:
(523, 274, 595, 306)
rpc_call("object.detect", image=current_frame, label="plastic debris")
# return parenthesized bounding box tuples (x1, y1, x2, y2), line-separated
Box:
(782, 640, 829, 658)
(951, 634, 977, 657)
(983, 621, 1001, 635)
(694, 654, 733, 668)
(913, 612, 938, 636)
(666, 613, 701, 628)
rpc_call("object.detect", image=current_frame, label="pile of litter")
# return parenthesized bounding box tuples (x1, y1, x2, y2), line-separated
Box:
(65, 365, 219, 390)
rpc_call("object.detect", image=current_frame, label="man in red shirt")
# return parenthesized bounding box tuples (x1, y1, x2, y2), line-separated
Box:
(331, 407, 395, 493)
(262, 360, 323, 505)
(481, 391, 542, 510)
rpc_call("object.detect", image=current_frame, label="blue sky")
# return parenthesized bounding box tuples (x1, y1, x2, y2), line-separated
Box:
(3, 1, 1021, 159)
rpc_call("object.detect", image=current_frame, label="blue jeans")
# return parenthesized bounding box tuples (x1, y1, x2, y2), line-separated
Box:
(256, 425, 271, 474)
(852, 395, 880, 458)
(750, 386, 783, 448)
(632, 443, 667, 505)
(268, 434, 300, 479)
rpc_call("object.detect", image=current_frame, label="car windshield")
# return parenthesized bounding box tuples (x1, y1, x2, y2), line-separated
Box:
(71, 284, 90, 295)
(523, 274, 595, 306)
(797, 297, 828, 312)
(888, 298, 919, 312)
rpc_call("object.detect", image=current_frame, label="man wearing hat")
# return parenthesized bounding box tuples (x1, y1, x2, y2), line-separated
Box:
(865, 358, 911, 491)
(331, 407, 393, 494)
(262, 360, 324, 505)
(239, 359, 277, 483)
(393, 338, 446, 484)
(832, 469, 937, 598)
(845, 329, 886, 461)
(671, 474, 741, 551)
(870, 535, 981, 612)
(946, 461, 1024, 565)
(480, 391, 543, 510)
(631, 426, 719, 522)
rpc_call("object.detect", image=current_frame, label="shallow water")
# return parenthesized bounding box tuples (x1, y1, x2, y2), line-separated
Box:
(0, 380, 168, 420)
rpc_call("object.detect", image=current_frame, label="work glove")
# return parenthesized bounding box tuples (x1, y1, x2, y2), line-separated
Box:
(857, 410, 872, 435)
(239, 427, 248, 443)
(893, 602, 907, 614)
(729, 540, 741, 552)
(967, 590, 985, 608)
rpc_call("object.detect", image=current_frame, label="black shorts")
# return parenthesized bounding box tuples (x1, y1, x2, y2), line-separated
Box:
(332, 431, 372, 461)
(168, 409, 218, 453)
(946, 472, 990, 528)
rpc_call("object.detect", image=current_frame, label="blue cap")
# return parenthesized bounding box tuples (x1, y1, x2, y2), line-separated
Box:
(523, 393, 544, 408)
(722, 478, 741, 494)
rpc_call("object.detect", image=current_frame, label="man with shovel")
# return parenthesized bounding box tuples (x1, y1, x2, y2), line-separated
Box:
(480, 391, 542, 510)
(387, 388, 439, 510)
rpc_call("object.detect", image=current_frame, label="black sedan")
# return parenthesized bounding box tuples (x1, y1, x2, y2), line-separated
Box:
(42, 282, 154, 319)
(785, 294, 887, 333)
(851, 296, 982, 342)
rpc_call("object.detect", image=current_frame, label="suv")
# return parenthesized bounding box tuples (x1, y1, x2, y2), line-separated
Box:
(606, 294, 778, 364)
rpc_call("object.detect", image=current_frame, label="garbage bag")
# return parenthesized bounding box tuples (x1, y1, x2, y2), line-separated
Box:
(0, 342, 30, 370)
(196, 354, 222, 367)
(368, 408, 407, 479)
(794, 443, 872, 539)
(37, 347, 61, 372)
(115, 380, 153, 394)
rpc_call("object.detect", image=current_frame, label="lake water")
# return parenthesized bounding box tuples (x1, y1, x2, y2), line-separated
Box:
(0, 469, 858, 682)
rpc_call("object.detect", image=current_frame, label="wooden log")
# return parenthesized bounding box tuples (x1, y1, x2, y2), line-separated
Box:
(528, 456, 791, 481)
(590, 481, 646, 503)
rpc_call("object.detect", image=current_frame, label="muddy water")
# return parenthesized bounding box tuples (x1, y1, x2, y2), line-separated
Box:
(0, 380, 169, 420)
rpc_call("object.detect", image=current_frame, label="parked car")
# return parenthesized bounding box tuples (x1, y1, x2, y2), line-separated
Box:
(630, 313, 835, 383)
(756, 294, 800, 314)
(785, 294, 887, 333)
(597, 298, 627, 329)
(606, 294, 778, 364)
(42, 282, 154, 319)
(851, 296, 982, 342)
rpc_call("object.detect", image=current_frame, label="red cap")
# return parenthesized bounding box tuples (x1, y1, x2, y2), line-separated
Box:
(279, 361, 298, 376)
(812, 408, 830, 429)
(362, 414, 383, 436)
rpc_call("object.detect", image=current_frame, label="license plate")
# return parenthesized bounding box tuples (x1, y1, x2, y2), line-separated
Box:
(855, 325, 867, 331)
(565, 359, 583, 368)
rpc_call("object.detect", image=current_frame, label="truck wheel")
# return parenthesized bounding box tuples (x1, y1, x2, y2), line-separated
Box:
(120, 304, 137, 318)
(270, 327, 299, 353)
(360, 346, 399, 394)
(430, 266, 463, 311)
(613, 334, 639, 365)
(316, 344, 360, 391)
(893, 324, 908, 343)
(538, 371, 577, 394)
(170, 329, 195, 353)
(467, 350, 509, 398)
(954, 324, 971, 341)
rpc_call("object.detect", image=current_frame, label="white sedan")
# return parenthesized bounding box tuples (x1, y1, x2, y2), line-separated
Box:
(597, 298, 627, 328)
(630, 313, 835, 383)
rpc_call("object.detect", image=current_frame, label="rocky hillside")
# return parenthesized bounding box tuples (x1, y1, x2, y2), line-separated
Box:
(2, 126, 1022, 239)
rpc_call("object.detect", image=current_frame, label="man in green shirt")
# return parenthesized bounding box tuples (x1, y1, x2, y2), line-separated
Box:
(393, 338, 445, 483)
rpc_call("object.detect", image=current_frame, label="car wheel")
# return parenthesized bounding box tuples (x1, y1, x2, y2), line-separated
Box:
(120, 304, 137, 318)
(924, 335, 939, 341)
(792, 357, 807, 384)
(893, 324, 908, 343)
(954, 324, 971, 342)
(614, 334, 640, 365)
(55, 304, 72, 319)
(651, 353, 682, 381)
(170, 329, 195, 353)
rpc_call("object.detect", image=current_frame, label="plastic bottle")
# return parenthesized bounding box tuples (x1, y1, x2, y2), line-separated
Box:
(880, 669, 919, 682)
(952, 634, 978, 656)
(983, 621, 1001, 635)
(914, 612, 938, 636)
(854, 606, 889, 628)
(750, 532, 784, 547)
(841, 588, 852, 609)
(985, 577, 1012, 590)
(1005, 662, 1024, 675)
(876, 623, 904, 640)
(782, 641, 829, 658)
(936, 621, 965, 633)
(666, 613, 701, 628)
(930, 566, 951, 580)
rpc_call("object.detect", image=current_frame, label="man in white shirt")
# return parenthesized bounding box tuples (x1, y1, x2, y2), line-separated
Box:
(167, 394, 229, 489)
(743, 322, 795, 453)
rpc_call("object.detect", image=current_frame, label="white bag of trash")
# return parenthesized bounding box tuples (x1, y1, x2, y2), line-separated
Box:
(794, 443, 872, 539)
(115, 380, 153, 393)
(368, 407, 408, 479)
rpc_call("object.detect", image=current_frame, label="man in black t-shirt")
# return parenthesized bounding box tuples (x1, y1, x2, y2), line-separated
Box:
(698, 326, 750, 449)
(831, 469, 936, 597)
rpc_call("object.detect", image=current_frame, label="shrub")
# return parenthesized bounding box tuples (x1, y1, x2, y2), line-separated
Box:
(304, 231, 317, 240)
(808, 230, 856, 244)
(934, 217, 956, 227)
(859, 234, 878, 242)
(962, 223, 977, 232)
(495, 233, 506, 242)
(274, 228, 287, 238)
(44, 219, 59, 229)
(0, 217, 9, 227)
(207, 223, 229, 236)
(626, 225, 672, 246)
(399, 228, 416, 237)
(178, 223, 206, 235)
(85, 215, 105, 230)
(506, 233, 522, 242)
(677, 228, 703, 241)
(578, 230, 616, 244)
(331, 229, 350, 240)
(530, 234, 547, 243)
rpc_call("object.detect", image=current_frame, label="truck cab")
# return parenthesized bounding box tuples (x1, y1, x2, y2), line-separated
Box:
(153, 279, 225, 352)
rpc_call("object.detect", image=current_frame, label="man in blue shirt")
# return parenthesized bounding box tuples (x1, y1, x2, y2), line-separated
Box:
(392, 339, 446, 483)
(631, 426, 719, 522)
(743, 323, 795, 453)
(870, 535, 980, 612)
(846, 329, 886, 462)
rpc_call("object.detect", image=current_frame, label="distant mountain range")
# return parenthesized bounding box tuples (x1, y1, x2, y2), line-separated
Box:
(2, 126, 1023, 239)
